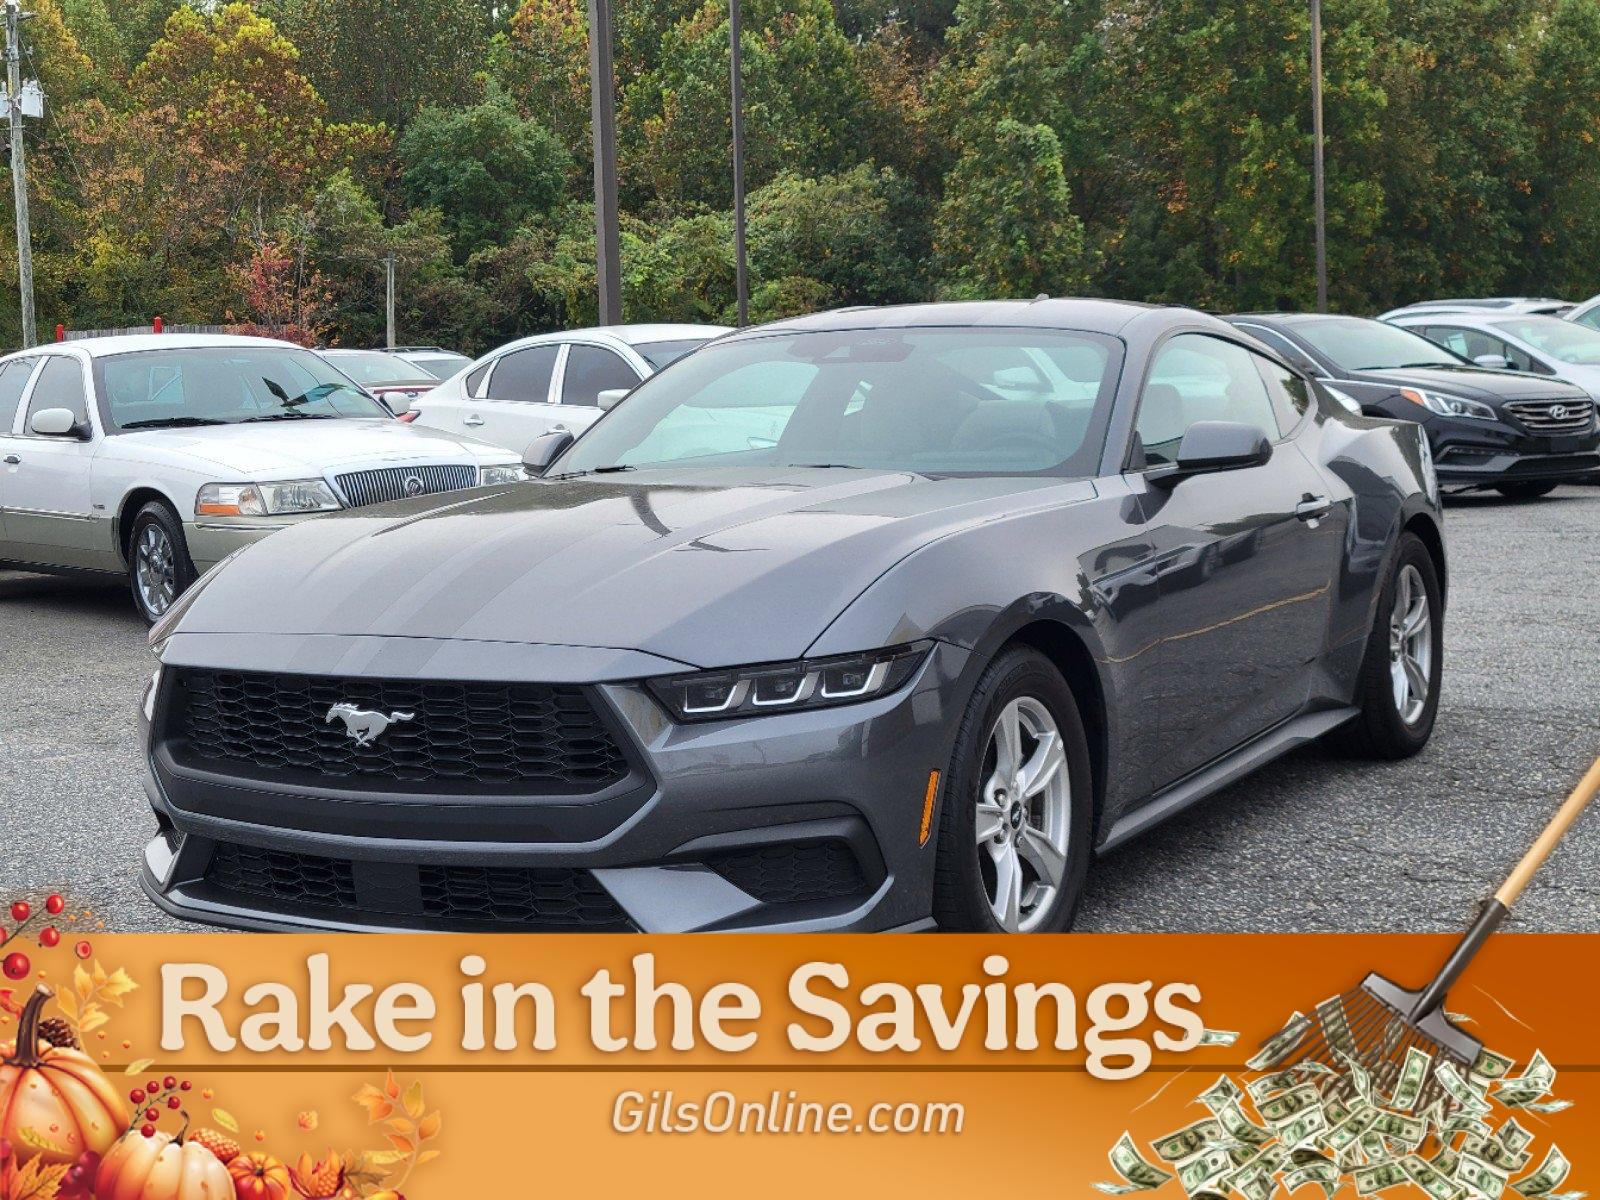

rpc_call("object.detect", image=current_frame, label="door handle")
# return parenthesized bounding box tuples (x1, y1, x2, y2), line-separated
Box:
(1295, 495, 1331, 522)
(463, 415, 485, 426)
(548, 424, 570, 435)
(2, 455, 18, 465)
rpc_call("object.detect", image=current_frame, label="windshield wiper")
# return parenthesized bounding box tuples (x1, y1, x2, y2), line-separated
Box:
(242, 412, 340, 422)
(119, 417, 228, 430)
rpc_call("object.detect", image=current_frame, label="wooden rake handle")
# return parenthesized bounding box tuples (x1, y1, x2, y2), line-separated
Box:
(1494, 755, 1600, 909)
(1413, 754, 1600, 1020)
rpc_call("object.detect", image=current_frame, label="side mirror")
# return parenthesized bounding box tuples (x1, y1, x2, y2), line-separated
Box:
(522, 430, 574, 477)
(1474, 353, 1513, 370)
(29, 408, 84, 438)
(1149, 421, 1272, 488)
(383, 394, 412, 416)
(596, 388, 629, 412)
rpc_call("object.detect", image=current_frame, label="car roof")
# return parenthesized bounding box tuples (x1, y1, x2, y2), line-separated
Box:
(1229, 312, 1377, 327)
(1388, 311, 1561, 331)
(724, 298, 1168, 339)
(12, 333, 303, 360)
(1380, 298, 1572, 319)
(481, 323, 731, 360)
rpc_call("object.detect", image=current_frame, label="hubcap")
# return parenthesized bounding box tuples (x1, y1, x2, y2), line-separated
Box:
(1389, 564, 1432, 725)
(135, 524, 176, 618)
(974, 696, 1071, 933)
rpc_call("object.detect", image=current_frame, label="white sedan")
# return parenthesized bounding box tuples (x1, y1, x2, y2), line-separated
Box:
(0, 333, 524, 621)
(409, 323, 728, 454)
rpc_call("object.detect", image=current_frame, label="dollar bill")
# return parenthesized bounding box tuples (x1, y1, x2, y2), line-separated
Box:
(1516, 1099, 1573, 1115)
(1495, 1052, 1556, 1104)
(1437, 1061, 1494, 1117)
(1277, 1107, 1329, 1149)
(1177, 1148, 1235, 1196)
(1199, 1075, 1244, 1113)
(1285, 1160, 1340, 1198)
(1098, 1132, 1175, 1194)
(1355, 1161, 1409, 1195)
(1463, 1133, 1531, 1175)
(1459, 1153, 1510, 1199)
(1259, 1083, 1323, 1127)
(1151, 1118, 1224, 1164)
(1215, 1101, 1273, 1148)
(1391, 1045, 1433, 1112)
(1316, 997, 1358, 1058)
(1248, 1012, 1311, 1071)
(1338, 1049, 1375, 1105)
(1403, 1153, 1465, 1200)
(1372, 1110, 1427, 1148)
(1513, 1147, 1571, 1197)
(1498, 1119, 1535, 1154)
(1472, 1048, 1515, 1081)
(1324, 1105, 1379, 1153)
(1199, 1028, 1240, 1047)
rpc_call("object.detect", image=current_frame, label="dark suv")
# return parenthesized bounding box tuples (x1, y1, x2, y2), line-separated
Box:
(1229, 313, 1600, 498)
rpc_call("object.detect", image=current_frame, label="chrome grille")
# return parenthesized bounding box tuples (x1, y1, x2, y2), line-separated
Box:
(335, 464, 476, 508)
(1502, 399, 1596, 434)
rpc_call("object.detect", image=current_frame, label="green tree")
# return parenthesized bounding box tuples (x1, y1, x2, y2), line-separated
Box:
(934, 119, 1088, 298)
(273, 0, 490, 132)
(399, 87, 569, 255)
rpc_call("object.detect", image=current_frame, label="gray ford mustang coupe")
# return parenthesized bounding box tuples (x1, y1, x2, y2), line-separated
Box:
(138, 300, 1445, 934)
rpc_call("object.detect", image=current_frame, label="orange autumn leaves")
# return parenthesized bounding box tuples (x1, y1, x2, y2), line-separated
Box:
(351, 1072, 440, 1188)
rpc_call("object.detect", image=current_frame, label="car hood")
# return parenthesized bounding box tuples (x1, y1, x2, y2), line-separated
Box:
(173, 466, 1094, 668)
(1354, 366, 1590, 402)
(113, 419, 512, 476)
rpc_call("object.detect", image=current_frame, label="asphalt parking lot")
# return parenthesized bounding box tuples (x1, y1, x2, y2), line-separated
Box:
(2, 486, 1598, 934)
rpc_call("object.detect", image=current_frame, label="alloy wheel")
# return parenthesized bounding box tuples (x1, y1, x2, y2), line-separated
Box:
(1389, 563, 1432, 725)
(974, 696, 1072, 932)
(135, 524, 177, 619)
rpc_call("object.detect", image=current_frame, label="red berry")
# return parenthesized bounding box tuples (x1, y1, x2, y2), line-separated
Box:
(77, 1151, 100, 1169)
(140, 1124, 155, 1138)
(73, 940, 91, 960)
(144, 1107, 159, 1122)
(129, 1089, 145, 1104)
(45, 895, 64, 915)
(179, 1080, 192, 1091)
(167, 1096, 180, 1110)
(163, 1075, 177, 1090)
(39, 927, 59, 948)
(2, 952, 30, 980)
(146, 1080, 160, 1095)
(9, 902, 29, 923)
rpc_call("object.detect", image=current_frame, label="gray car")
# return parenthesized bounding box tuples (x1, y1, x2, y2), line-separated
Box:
(138, 300, 1444, 934)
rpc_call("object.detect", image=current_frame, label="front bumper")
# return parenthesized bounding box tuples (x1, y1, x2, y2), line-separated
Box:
(1418, 414, 1600, 487)
(138, 636, 971, 933)
(185, 517, 307, 573)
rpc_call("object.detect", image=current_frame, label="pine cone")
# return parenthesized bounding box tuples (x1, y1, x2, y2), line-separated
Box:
(37, 1016, 78, 1049)
(190, 1128, 242, 1164)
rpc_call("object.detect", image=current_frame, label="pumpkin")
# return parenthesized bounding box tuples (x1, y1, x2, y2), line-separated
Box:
(96, 1125, 234, 1200)
(228, 1151, 292, 1200)
(0, 986, 127, 1166)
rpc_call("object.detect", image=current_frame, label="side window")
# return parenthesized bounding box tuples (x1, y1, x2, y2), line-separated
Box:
(0, 358, 37, 434)
(1239, 324, 1315, 373)
(1136, 334, 1278, 466)
(1255, 358, 1314, 435)
(25, 357, 90, 430)
(485, 345, 558, 403)
(1576, 307, 1600, 332)
(463, 359, 492, 397)
(562, 345, 639, 407)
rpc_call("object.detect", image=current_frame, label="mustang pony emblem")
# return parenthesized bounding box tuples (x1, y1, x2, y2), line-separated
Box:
(326, 703, 414, 747)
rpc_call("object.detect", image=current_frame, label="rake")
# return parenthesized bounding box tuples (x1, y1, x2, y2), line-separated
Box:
(1261, 755, 1600, 1114)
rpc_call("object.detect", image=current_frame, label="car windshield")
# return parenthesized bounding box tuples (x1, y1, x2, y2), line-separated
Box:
(1490, 316, 1600, 365)
(554, 327, 1121, 478)
(96, 346, 392, 431)
(1295, 318, 1467, 370)
(635, 338, 712, 370)
(324, 350, 437, 386)
(407, 354, 469, 378)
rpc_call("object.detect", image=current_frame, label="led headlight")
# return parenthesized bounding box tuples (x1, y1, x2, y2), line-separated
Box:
(1400, 388, 1496, 421)
(479, 464, 526, 486)
(646, 643, 931, 722)
(196, 480, 341, 517)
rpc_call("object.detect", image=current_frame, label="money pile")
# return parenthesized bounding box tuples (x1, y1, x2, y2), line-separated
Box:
(1095, 1010, 1579, 1200)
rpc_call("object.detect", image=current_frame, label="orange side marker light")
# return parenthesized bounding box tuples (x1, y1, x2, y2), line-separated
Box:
(918, 770, 941, 847)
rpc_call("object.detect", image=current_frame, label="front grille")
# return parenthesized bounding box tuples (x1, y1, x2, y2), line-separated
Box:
(206, 843, 358, 908)
(1503, 399, 1597, 434)
(335, 464, 476, 507)
(170, 670, 630, 793)
(419, 865, 630, 928)
(201, 844, 632, 930)
(706, 841, 868, 905)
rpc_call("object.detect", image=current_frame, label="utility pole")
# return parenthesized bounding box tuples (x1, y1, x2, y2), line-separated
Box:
(5, 0, 35, 347)
(384, 253, 396, 348)
(587, 0, 622, 325)
(1310, 0, 1328, 313)
(729, 0, 748, 327)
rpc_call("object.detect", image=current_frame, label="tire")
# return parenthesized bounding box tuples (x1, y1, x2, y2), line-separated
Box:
(933, 646, 1093, 933)
(1494, 482, 1558, 500)
(126, 501, 197, 625)
(1332, 532, 1443, 759)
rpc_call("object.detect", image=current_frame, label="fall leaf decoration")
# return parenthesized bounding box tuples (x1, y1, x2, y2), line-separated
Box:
(289, 1151, 348, 1200)
(53, 961, 136, 1042)
(348, 1072, 440, 1196)
(0, 1157, 70, 1200)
